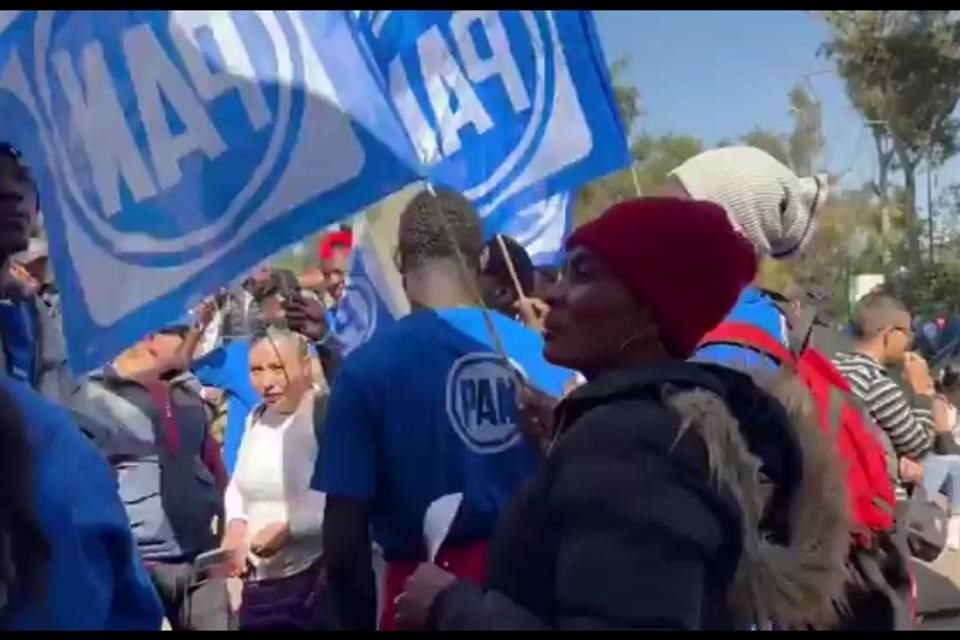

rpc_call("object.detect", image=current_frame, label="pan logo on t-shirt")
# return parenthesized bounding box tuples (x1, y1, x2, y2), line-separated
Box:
(445, 352, 527, 454)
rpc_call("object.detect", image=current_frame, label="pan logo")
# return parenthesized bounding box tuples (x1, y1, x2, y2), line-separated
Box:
(363, 10, 592, 214)
(331, 276, 378, 353)
(20, 10, 360, 267)
(446, 352, 528, 455)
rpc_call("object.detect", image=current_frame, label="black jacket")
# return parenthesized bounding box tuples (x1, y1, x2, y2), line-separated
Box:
(429, 361, 848, 630)
(69, 367, 223, 562)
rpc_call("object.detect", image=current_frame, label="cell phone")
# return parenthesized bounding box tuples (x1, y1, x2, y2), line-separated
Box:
(274, 269, 300, 300)
(193, 548, 234, 572)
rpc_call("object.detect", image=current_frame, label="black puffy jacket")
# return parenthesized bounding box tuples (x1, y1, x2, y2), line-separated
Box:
(429, 361, 849, 630)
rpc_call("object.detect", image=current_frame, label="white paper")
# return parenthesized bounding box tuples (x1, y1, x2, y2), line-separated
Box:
(423, 493, 463, 563)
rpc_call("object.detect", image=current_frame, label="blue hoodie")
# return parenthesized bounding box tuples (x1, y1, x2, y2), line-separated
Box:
(1, 378, 163, 630)
(692, 286, 788, 372)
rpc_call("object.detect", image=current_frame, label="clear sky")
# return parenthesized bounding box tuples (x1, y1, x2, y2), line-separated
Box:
(592, 10, 956, 206)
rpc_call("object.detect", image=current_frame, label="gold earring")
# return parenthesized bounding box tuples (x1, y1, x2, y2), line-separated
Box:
(617, 333, 645, 354)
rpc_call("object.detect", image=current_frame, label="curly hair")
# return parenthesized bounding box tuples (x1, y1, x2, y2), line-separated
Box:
(396, 187, 484, 275)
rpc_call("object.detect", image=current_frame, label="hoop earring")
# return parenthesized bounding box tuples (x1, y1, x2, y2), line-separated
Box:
(617, 333, 646, 354)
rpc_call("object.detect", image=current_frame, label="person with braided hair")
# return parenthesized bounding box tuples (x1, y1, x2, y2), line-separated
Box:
(314, 186, 572, 631)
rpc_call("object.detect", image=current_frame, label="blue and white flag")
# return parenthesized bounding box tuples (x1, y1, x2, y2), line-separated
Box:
(325, 239, 396, 357)
(352, 11, 627, 249)
(0, 11, 421, 371)
(325, 184, 419, 357)
(0, 10, 626, 372)
(498, 191, 572, 267)
(328, 11, 627, 350)
(0, 12, 26, 66)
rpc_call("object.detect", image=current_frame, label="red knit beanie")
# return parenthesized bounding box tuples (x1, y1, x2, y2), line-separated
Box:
(566, 197, 758, 357)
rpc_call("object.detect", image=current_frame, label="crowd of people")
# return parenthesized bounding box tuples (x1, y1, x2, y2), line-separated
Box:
(4, 138, 960, 631)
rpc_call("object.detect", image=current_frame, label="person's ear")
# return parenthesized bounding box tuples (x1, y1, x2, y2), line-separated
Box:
(142, 335, 159, 357)
(617, 307, 663, 356)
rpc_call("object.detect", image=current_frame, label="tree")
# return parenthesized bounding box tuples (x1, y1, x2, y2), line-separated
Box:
(572, 133, 704, 227)
(740, 127, 791, 166)
(820, 10, 960, 271)
(735, 85, 824, 177)
(787, 84, 825, 176)
(937, 182, 960, 237)
(609, 57, 642, 136)
(757, 185, 891, 321)
(630, 133, 703, 194)
(572, 57, 642, 227)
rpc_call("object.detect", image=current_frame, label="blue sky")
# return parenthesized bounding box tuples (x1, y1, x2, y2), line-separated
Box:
(593, 10, 957, 206)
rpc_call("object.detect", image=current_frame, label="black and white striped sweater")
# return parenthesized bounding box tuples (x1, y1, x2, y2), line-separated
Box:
(832, 351, 935, 460)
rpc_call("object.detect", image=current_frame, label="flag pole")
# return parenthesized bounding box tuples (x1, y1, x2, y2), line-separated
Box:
(495, 233, 527, 303)
(630, 163, 642, 197)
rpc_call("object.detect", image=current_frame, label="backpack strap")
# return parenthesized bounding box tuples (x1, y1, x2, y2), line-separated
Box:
(825, 386, 845, 436)
(251, 403, 269, 425)
(763, 287, 819, 357)
(789, 305, 819, 357)
(699, 321, 796, 366)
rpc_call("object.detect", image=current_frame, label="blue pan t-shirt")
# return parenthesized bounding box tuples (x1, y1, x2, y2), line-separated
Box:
(315, 307, 572, 561)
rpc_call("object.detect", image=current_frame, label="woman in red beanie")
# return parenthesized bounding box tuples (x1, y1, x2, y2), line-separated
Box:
(393, 198, 850, 631)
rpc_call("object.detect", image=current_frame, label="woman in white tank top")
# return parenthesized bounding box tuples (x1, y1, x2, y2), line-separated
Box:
(221, 327, 332, 630)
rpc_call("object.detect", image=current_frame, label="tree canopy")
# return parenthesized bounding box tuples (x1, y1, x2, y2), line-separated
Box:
(820, 10, 960, 270)
(569, 14, 960, 319)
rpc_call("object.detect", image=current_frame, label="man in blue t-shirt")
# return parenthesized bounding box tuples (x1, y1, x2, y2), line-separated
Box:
(314, 187, 572, 631)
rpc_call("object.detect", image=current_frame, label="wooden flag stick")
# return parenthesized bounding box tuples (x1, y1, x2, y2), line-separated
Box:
(495, 233, 526, 302)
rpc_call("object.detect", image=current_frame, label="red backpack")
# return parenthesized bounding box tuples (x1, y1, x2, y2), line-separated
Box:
(699, 321, 897, 545)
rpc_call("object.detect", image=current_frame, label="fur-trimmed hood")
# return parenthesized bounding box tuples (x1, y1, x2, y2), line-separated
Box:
(557, 362, 851, 630)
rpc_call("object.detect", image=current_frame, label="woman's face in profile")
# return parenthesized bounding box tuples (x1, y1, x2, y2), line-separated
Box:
(541, 247, 650, 376)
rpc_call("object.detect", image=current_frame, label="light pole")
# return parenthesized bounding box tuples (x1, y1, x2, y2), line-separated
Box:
(863, 120, 892, 265)
(927, 147, 936, 266)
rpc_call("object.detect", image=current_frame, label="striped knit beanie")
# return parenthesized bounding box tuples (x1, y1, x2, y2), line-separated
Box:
(669, 146, 828, 260)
